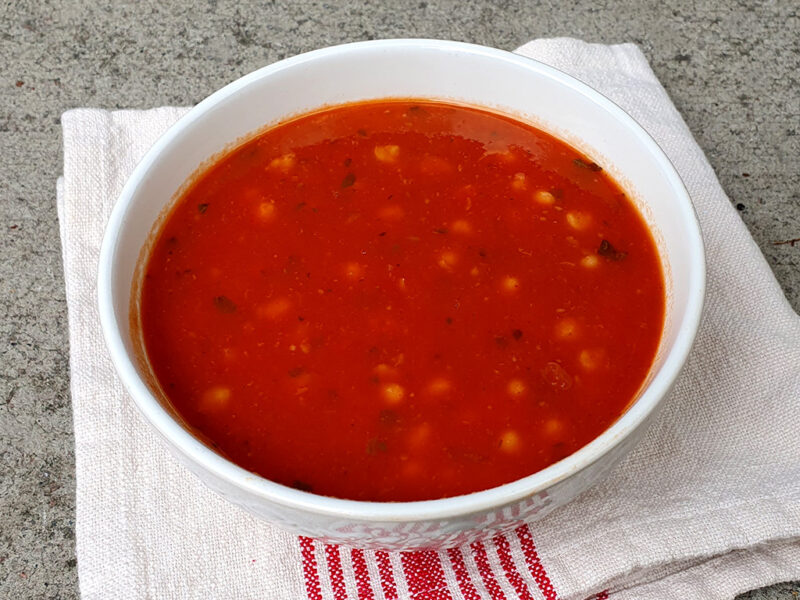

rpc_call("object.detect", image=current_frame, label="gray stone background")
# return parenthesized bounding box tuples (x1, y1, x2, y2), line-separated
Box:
(1, 0, 798, 598)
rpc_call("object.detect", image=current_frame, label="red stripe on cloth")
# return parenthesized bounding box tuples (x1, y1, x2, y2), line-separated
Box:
(516, 525, 557, 600)
(590, 592, 609, 600)
(350, 549, 376, 600)
(400, 550, 454, 600)
(325, 544, 348, 600)
(492, 534, 535, 600)
(375, 551, 399, 600)
(299, 537, 323, 600)
(469, 541, 507, 600)
(446, 547, 482, 600)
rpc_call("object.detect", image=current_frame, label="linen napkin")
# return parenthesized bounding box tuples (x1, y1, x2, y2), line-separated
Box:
(59, 39, 800, 600)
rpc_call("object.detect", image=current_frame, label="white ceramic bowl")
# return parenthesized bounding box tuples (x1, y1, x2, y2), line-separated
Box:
(98, 39, 705, 550)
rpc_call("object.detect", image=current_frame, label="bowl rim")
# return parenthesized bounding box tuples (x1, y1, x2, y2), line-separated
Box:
(97, 38, 706, 522)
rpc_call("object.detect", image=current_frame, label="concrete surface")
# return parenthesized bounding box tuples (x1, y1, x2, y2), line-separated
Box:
(1, 0, 798, 598)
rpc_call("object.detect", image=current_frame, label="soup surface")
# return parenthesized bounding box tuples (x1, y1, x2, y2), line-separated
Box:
(140, 100, 664, 501)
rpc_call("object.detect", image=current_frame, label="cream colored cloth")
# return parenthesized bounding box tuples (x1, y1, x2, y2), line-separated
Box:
(59, 39, 800, 600)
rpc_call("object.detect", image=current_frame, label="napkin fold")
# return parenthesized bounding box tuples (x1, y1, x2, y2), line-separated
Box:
(59, 39, 800, 600)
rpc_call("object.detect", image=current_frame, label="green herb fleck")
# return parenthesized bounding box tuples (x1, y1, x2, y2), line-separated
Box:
(573, 158, 603, 172)
(291, 480, 313, 492)
(366, 438, 388, 455)
(341, 172, 356, 188)
(598, 239, 628, 261)
(213, 295, 237, 314)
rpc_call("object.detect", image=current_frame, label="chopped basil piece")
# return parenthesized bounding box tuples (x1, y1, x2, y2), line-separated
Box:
(598, 239, 628, 261)
(213, 295, 237, 314)
(573, 158, 603, 172)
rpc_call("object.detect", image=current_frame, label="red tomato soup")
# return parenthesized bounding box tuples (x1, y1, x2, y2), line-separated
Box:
(139, 100, 665, 502)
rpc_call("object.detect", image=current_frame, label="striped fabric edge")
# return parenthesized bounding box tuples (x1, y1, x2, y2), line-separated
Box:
(299, 525, 611, 599)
